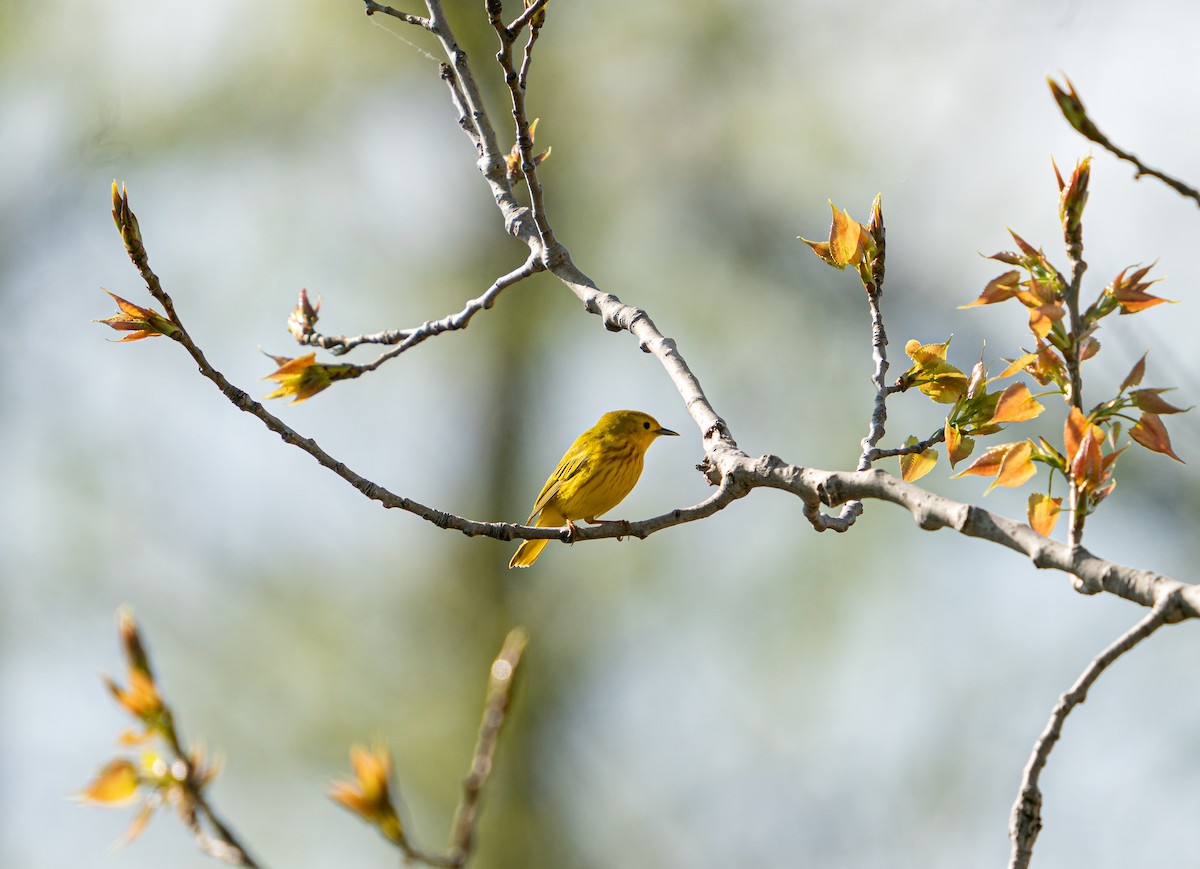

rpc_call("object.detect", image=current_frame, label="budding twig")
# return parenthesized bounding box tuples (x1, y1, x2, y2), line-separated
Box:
(1050, 75, 1200, 208)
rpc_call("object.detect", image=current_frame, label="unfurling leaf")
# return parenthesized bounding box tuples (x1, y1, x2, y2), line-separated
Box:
(1055, 156, 1090, 235)
(1048, 75, 1105, 142)
(94, 290, 180, 341)
(262, 352, 363, 404)
(901, 338, 968, 404)
(1027, 493, 1063, 537)
(988, 382, 1045, 425)
(829, 206, 865, 265)
(799, 201, 870, 271)
(1069, 430, 1104, 490)
(505, 117, 552, 183)
(287, 288, 322, 342)
(966, 358, 987, 400)
(1130, 412, 1184, 462)
(329, 743, 406, 846)
(900, 437, 938, 482)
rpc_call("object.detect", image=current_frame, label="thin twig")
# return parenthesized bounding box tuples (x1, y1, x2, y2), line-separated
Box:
(295, 257, 540, 357)
(517, 18, 541, 93)
(867, 428, 946, 462)
(1007, 593, 1179, 869)
(1058, 175, 1090, 549)
(506, 0, 551, 35)
(446, 628, 529, 865)
(489, 0, 556, 248)
(1050, 76, 1200, 208)
(362, 0, 432, 29)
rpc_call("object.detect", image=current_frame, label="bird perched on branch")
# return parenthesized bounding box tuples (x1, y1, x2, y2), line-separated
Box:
(508, 410, 679, 568)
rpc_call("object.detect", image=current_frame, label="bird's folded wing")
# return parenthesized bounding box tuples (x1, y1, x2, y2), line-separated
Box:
(527, 452, 589, 523)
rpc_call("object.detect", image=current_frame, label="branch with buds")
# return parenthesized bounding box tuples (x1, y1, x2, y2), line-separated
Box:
(90, 2, 1200, 867)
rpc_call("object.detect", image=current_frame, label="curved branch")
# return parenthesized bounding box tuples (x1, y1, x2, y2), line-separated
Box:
(1007, 594, 1179, 869)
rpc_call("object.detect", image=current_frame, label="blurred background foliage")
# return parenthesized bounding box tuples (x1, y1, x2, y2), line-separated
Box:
(5, 0, 1200, 866)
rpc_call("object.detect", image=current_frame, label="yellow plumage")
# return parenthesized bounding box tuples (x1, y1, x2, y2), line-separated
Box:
(508, 410, 679, 568)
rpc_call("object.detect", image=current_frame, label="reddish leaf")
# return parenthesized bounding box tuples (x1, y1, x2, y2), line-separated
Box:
(1063, 407, 1100, 465)
(1120, 353, 1147, 392)
(1070, 430, 1104, 489)
(1130, 412, 1183, 462)
(1130, 389, 1191, 415)
(1009, 230, 1040, 258)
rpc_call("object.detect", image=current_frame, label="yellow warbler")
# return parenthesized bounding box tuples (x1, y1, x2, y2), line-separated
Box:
(508, 410, 679, 568)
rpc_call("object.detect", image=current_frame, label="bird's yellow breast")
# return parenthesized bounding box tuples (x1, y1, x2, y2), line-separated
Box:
(550, 442, 645, 521)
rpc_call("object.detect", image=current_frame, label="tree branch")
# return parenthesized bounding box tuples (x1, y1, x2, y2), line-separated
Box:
(1007, 593, 1180, 869)
(446, 627, 528, 865)
(1050, 75, 1200, 208)
(296, 257, 541, 364)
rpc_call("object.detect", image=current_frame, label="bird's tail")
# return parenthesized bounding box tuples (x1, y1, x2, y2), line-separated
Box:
(508, 509, 564, 569)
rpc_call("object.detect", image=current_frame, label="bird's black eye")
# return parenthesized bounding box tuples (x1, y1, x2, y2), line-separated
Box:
(643, 421, 651, 429)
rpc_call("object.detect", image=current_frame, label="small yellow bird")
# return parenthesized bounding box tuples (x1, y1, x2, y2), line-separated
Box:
(508, 410, 679, 568)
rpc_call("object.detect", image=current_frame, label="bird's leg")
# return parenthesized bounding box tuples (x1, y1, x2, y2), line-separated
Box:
(563, 518, 580, 544)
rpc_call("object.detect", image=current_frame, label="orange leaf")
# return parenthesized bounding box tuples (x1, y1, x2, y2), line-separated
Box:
(829, 204, 867, 266)
(952, 444, 1010, 479)
(94, 290, 179, 341)
(996, 353, 1038, 380)
(945, 422, 975, 468)
(1130, 412, 1183, 462)
(77, 759, 140, 806)
(952, 442, 1030, 489)
(989, 382, 1045, 425)
(900, 438, 938, 482)
(1027, 493, 1063, 537)
(1026, 302, 1065, 341)
(962, 271, 1022, 308)
(986, 440, 1036, 492)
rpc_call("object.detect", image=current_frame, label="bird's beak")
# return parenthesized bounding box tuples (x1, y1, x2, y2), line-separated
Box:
(657, 427, 680, 437)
